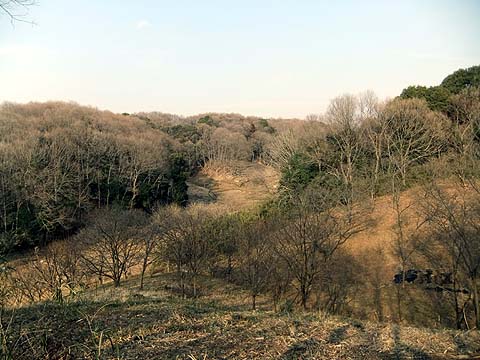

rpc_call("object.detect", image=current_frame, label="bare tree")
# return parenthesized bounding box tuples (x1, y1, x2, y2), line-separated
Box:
(358, 93, 384, 198)
(160, 204, 215, 298)
(266, 130, 301, 170)
(0, 257, 13, 308)
(389, 184, 432, 323)
(206, 212, 241, 281)
(8, 264, 46, 303)
(29, 134, 79, 241)
(141, 206, 177, 290)
(326, 94, 363, 207)
(159, 206, 185, 295)
(374, 98, 448, 322)
(420, 179, 480, 329)
(359, 246, 388, 322)
(275, 196, 364, 310)
(414, 213, 471, 329)
(199, 126, 251, 166)
(314, 250, 363, 315)
(357, 90, 380, 120)
(181, 206, 215, 298)
(448, 87, 480, 187)
(381, 98, 447, 186)
(30, 239, 84, 302)
(236, 220, 272, 310)
(0, 0, 36, 23)
(80, 208, 145, 287)
(305, 114, 322, 122)
(268, 253, 292, 312)
(137, 229, 156, 290)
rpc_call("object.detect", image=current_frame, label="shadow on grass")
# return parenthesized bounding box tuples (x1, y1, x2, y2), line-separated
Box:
(327, 325, 349, 344)
(281, 338, 322, 360)
(379, 325, 432, 360)
(278, 323, 438, 360)
(1, 288, 465, 360)
(3, 291, 264, 359)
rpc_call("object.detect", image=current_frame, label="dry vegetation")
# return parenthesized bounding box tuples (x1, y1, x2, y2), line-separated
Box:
(3, 273, 480, 360)
(188, 160, 280, 210)
(1, 66, 480, 359)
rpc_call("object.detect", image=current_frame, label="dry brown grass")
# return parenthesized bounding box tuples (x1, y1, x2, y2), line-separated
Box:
(188, 160, 279, 211)
(4, 272, 480, 359)
(345, 186, 431, 280)
(6, 173, 480, 358)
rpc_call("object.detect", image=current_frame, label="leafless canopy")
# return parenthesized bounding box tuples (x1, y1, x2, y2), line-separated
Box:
(0, 0, 35, 23)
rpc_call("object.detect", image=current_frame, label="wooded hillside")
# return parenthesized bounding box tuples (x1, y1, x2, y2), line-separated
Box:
(1, 66, 480, 359)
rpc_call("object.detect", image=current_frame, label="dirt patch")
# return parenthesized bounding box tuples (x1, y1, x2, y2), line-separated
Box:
(188, 160, 280, 211)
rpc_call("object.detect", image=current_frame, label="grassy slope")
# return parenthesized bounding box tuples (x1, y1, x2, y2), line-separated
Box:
(345, 187, 425, 280)
(5, 273, 480, 360)
(187, 161, 280, 210)
(188, 161, 423, 283)
(6, 167, 480, 359)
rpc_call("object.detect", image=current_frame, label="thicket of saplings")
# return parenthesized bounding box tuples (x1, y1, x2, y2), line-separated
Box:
(1, 66, 480, 341)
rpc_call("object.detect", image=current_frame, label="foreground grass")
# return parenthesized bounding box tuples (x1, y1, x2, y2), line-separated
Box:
(3, 274, 480, 359)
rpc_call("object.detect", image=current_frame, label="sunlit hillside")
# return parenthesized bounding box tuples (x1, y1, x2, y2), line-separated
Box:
(1, 1, 480, 357)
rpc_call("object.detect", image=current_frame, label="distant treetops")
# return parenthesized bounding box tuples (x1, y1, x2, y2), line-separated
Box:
(400, 65, 480, 113)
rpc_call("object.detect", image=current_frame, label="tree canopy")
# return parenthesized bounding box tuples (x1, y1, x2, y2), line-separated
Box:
(400, 64, 479, 113)
(441, 65, 480, 94)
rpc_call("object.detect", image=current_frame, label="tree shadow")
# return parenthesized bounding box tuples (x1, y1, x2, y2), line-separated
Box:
(327, 324, 349, 344)
(380, 325, 432, 360)
(453, 334, 468, 354)
(281, 338, 322, 360)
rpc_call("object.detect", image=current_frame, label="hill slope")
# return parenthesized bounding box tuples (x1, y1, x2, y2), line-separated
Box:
(188, 161, 280, 210)
(5, 273, 480, 360)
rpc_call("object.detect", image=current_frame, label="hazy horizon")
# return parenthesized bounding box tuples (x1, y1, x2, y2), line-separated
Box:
(1, 0, 479, 118)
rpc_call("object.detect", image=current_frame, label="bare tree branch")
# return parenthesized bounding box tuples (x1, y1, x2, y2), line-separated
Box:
(0, 0, 36, 24)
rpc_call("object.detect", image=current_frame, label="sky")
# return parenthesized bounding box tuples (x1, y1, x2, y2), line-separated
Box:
(0, 0, 479, 118)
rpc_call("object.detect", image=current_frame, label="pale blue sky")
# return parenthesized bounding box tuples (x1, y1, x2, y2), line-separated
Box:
(0, 0, 479, 118)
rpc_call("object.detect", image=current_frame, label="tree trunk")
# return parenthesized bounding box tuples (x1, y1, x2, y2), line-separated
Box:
(227, 255, 232, 281)
(471, 278, 480, 329)
(140, 256, 148, 290)
(140, 267, 146, 290)
(374, 286, 383, 322)
(301, 285, 309, 310)
(396, 286, 403, 323)
(453, 277, 463, 329)
(192, 275, 197, 298)
(252, 294, 256, 310)
(181, 277, 185, 298)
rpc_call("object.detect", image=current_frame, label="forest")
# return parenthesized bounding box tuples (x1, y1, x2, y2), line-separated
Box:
(1, 65, 480, 358)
